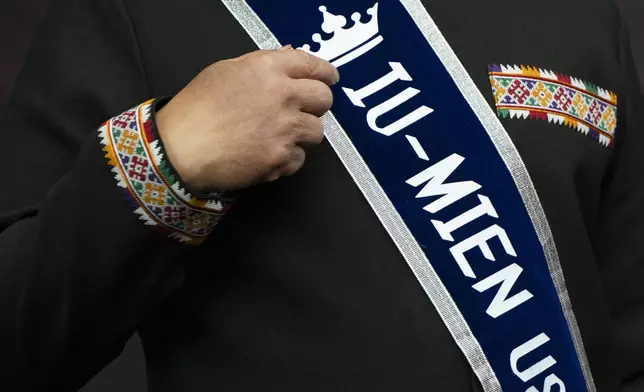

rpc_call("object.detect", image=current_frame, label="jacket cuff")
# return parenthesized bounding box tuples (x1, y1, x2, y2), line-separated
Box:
(97, 99, 231, 245)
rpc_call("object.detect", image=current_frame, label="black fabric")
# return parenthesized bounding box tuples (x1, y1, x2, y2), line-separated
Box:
(0, 1, 194, 390)
(0, 0, 50, 105)
(0, 0, 643, 391)
(614, 0, 644, 95)
(595, 25, 644, 386)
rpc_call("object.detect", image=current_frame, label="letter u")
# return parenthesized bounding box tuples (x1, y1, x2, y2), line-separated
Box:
(366, 88, 433, 136)
(510, 333, 557, 382)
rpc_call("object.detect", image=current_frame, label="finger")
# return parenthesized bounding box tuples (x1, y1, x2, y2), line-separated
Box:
(291, 113, 325, 147)
(278, 50, 340, 86)
(289, 79, 334, 117)
(279, 146, 307, 177)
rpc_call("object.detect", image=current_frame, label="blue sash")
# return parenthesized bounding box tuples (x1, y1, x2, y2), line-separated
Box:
(223, 1, 595, 390)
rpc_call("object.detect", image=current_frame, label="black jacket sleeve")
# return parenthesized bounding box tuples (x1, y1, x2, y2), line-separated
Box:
(0, 0, 225, 390)
(594, 21, 644, 386)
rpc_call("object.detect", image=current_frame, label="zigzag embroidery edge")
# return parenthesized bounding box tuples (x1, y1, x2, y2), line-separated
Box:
(98, 100, 229, 245)
(488, 64, 617, 148)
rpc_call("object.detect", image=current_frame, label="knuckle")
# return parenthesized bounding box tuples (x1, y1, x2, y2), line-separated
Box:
(292, 113, 310, 131)
(293, 50, 317, 74)
(261, 53, 277, 69)
(268, 144, 290, 166)
(305, 56, 321, 77)
(266, 78, 293, 101)
(265, 171, 282, 183)
(283, 151, 306, 176)
(281, 80, 298, 100)
(274, 113, 294, 134)
(283, 164, 299, 177)
(294, 49, 310, 64)
(203, 61, 223, 76)
(231, 50, 257, 62)
(248, 51, 276, 70)
(295, 115, 324, 144)
(310, 118, 325, 143)
(319, 85, 334, 109)
(308, 116, 323, 132)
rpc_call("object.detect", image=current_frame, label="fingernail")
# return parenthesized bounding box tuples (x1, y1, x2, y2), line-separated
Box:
(333, 66, 340, 85)
(279, 44, 293, 51)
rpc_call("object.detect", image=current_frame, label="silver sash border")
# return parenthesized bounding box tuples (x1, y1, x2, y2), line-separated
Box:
(221, 1, 595, 390)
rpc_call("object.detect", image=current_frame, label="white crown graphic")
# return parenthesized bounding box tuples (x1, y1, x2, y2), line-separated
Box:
(299, 3, 383, 68)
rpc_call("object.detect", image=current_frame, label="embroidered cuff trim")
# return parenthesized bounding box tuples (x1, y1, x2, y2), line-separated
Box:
(488, 64, 618, 148)
(98, 100, 230, 244)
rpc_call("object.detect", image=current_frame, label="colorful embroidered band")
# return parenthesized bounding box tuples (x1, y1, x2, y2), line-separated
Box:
(488, 64, 618, 148)
(98, 100, 230, 244)
(223, 1, 595, 391)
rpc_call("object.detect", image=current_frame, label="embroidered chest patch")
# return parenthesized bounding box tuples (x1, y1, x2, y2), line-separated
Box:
(488, 64, 617, 148)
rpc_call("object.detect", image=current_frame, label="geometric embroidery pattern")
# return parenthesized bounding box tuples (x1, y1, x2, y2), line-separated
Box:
(98, 100, 230, 244)
(488, 64, 618, 148)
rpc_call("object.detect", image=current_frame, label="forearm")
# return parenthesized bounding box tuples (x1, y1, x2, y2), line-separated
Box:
(0, 101, 228, 390)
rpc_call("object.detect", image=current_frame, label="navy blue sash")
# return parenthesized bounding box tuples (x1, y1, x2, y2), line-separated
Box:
(223, 1, 595, 390)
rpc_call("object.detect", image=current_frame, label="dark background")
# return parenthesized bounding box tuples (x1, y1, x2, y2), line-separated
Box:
(1, 0, 642, 390)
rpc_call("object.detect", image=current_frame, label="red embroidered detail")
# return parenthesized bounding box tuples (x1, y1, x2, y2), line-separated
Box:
(98, 100, 230, 244)
(488, 64, 617, 148)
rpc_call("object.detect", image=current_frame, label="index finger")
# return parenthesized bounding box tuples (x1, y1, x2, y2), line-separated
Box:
(277, 49, 340, 86)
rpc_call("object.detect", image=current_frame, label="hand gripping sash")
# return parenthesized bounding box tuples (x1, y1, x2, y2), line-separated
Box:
(222, 1, 595, 390)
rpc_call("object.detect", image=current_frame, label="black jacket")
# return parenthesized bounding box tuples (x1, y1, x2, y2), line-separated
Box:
(0, 0, 643, 390)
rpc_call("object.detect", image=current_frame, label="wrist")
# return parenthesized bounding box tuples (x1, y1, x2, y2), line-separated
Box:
(98, 99, 231, 244)
(154, 99, 202, 190)
(152, 98, 231, 199)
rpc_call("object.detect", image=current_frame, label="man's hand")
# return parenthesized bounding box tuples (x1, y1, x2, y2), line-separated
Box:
(156, 47, 339, 192)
